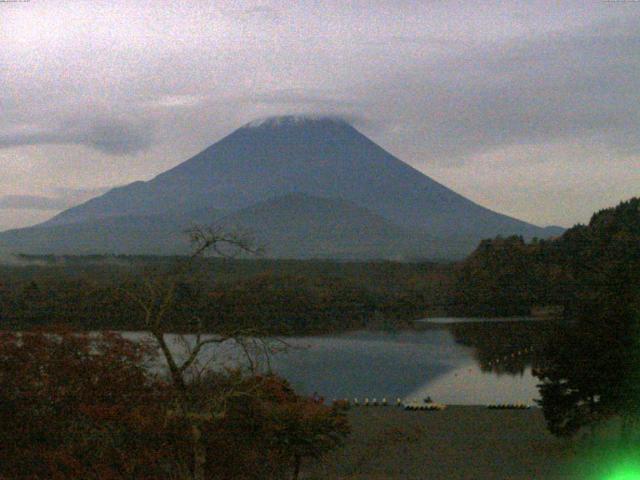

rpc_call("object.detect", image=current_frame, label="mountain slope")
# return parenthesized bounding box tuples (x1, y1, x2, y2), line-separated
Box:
(0, 194, 462, 259)
(0, 115, 563, 258)
(217, 193, 462, 259)
(0, 208, 224, 255)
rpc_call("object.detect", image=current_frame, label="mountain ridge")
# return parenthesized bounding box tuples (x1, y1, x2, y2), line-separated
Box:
(0, 193, 450, 259)
(0, 115, 564, 259)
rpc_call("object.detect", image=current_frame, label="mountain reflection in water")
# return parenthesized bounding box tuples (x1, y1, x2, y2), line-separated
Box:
(124, 319, 553, 405)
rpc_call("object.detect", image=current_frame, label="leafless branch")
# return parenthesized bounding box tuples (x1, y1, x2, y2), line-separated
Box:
(178, 335, 230, 374)
(121, 224, 269, 480)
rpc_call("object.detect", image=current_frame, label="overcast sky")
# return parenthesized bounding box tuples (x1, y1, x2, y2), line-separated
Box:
(1, 0, 638, 231)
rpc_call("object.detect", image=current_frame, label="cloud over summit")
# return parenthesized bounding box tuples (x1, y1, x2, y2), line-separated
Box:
(0, 1, 638, 230)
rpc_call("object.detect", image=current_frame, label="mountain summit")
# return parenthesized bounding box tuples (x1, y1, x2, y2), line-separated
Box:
(0, 115, 562, 259)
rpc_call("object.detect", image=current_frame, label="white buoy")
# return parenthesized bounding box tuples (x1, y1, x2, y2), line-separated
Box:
(382, 397, 388, 406)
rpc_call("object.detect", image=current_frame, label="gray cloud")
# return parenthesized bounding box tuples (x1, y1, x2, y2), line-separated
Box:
(0, 116, 154, 155)
(0, 1, 638, 230)
(3, 3, 637, 163)
(353, 19, 640, 163)
(81, 118, 154, 155)
(250, 89, 363, 108)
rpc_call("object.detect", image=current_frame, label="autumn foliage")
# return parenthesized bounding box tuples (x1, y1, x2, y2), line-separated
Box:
(201, 374, 349, 479)
(0, 328, 171, 479)
(0, 329, 348, 479)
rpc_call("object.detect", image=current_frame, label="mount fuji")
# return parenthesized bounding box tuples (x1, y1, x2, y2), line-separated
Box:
(0, 116, 562, 260)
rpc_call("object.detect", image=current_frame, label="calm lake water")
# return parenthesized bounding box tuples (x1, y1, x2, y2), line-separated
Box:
(123, 319, 548, 405)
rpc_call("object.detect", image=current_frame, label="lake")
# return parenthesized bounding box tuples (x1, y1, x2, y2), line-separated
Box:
(123, 319, 550, 405)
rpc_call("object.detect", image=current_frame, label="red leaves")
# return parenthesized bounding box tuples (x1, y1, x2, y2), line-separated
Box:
(201, 375, 349, 478)
(0, 328, 168, 479)
(0, 331, 349, 479)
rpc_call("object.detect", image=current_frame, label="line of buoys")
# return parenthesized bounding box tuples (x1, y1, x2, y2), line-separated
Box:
(334, 399, 530, 410)
(330, 398, 398, 407)
(486, 403, 530, 410)
(488, 347, 535, 367)
(358, 397, 390, 406)
(404, 401, 446, 411)
(338, 397, 443, 408)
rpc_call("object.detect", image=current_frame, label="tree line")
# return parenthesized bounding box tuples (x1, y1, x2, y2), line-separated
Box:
(456, 198, 640, 442)
(0, 258, 454, 334)
(0, 228, 351, 480)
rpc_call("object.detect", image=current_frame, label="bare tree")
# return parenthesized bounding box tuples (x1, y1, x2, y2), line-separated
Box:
(126, 226, 275, 480)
